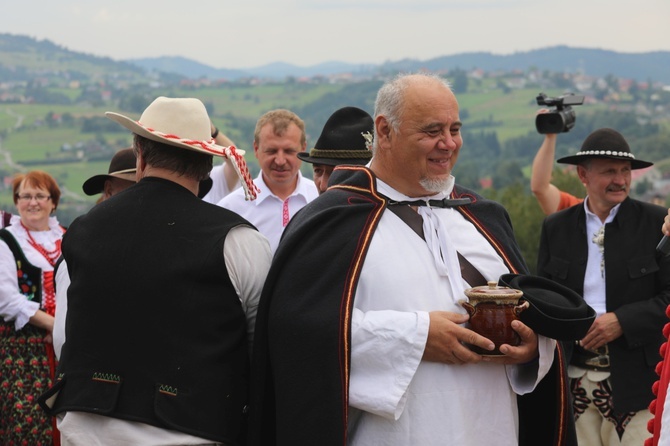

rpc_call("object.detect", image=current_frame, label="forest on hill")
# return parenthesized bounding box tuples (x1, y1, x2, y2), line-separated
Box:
(1, 33, 670, 271)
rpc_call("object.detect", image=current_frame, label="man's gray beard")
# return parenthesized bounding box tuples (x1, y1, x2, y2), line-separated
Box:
(419, 177, 451, 194)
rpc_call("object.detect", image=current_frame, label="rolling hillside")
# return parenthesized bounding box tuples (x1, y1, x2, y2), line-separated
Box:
(1, 33, 670, 228)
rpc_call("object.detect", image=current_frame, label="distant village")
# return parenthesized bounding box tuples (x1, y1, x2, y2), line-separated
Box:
(2, 63, 670, 109)
(1, 63, 670, 208)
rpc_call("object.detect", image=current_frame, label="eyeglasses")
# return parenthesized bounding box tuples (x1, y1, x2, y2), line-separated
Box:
(16, 194, 51, 203)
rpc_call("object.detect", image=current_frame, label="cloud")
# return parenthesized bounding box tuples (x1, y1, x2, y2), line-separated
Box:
(1, 0, 668, 69)
(92, 9, 114, 23)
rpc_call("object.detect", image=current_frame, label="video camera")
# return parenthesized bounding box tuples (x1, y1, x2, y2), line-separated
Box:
(535, 92, 585, 134)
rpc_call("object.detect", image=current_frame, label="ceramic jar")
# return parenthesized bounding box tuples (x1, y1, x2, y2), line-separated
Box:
(460, 281, 529, 355)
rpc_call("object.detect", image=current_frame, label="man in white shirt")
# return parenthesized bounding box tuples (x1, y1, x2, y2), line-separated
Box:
(248, 74, 576, 445)
(217, 109, 317, 252)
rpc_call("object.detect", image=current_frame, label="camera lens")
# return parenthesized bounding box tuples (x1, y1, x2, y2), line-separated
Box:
(536, 113, 564, 134)
(535, 109, 576, 134)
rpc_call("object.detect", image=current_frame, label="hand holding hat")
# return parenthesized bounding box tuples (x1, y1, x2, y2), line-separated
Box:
(498, 273, 596, 341)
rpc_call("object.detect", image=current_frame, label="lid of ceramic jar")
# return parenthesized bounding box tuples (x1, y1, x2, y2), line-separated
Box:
(464, 281, 523, 304)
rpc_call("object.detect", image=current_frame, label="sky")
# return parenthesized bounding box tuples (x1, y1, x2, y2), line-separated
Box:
(3, 0, 669, 69)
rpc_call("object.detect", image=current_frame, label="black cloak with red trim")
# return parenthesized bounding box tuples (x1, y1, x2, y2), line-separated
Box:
(248, 165, 576, 446)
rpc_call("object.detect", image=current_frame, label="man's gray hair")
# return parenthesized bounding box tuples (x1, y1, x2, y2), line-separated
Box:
(372, 73, 452, 153)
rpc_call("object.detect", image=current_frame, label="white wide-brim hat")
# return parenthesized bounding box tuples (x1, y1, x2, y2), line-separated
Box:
(105, 96, 260, 200)
(105, 96, 245, 156)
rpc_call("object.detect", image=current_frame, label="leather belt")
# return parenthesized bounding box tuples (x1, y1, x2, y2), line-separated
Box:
(571, 342, 610, 371)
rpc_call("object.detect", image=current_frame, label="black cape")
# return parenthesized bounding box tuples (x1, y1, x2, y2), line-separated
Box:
(249, 166, 576, 446)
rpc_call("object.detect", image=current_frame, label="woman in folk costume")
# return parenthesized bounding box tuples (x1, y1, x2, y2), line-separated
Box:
(0, 170, 65, 445)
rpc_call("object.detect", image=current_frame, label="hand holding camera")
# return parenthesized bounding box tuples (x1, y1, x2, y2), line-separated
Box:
(535, 92, 584, 134)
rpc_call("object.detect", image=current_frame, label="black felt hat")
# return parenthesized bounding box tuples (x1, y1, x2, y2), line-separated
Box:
(498, 273, 596, 341)
(82, 148, 137, 195)
(557, 127, 653, 170)
(298, 106, 373, 166)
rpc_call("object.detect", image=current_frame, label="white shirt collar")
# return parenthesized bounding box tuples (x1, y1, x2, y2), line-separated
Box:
(582, 196, 621, 225)
(10, 214, 62, 237)
(253, 171, 311, 205)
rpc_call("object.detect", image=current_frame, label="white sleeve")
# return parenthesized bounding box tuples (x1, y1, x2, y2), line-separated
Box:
(202, 164, 240, 204)
(53, 261, 70, 359)
(0, 239, 40, 330)
(505, 335, 556, 394)
(223, 225, 272, 353)
(348, 308, 429, 420)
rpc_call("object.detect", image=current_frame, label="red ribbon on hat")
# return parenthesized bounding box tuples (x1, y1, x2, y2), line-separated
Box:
(137, 122, 259, 200)
(221, 143, 260, 201)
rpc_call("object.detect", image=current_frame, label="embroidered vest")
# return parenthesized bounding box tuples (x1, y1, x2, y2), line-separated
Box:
(40, 178, 254, 444)
(0, 229, 42, 304)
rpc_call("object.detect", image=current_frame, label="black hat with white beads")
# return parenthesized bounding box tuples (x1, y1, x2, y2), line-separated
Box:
(557, 127, 653, 169)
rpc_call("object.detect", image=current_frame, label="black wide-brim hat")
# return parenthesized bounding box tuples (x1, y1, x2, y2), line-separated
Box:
(557, 127, 653, 170)
(82, 148, 137, 195)
(298, 106, 373, 166)
(498, 273, 595, 341)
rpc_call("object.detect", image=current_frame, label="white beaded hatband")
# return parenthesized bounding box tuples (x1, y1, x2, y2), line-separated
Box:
(574, 150, 636, 159)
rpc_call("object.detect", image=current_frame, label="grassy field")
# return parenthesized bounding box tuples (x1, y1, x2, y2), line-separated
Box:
(0, 81, 663, 222)
(171, 83, 344, 119)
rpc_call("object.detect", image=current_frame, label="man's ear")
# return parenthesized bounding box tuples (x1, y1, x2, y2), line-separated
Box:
(136, 149, 147, 177)
(577, 164, 588, 184)
(103, 179, 113, 199)
(253, 141, 260, 159)
(375, 115, 392, 145)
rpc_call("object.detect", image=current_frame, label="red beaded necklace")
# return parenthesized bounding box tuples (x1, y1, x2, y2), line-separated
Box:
(19, 220, 62, 316)
(20, 220, 62, 267)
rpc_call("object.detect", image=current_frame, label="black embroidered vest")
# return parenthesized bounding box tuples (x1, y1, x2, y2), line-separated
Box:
(0, 229, 42, 304)
(39, 178, 254, 444)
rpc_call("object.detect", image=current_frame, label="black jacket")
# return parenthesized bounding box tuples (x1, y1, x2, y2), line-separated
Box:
(538, 197, 670, 413)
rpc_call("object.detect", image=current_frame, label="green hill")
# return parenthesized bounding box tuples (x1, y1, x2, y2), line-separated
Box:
(0, 33, 149, 82)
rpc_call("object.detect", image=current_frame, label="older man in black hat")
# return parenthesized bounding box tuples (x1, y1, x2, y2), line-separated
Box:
(537, 128, 670, 445)
(40, 96, 270, 445)
(298, 106, 373, 194)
